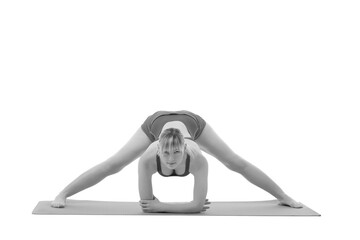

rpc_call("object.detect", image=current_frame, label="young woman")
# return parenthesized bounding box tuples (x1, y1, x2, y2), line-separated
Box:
(51, 110, 302, 210)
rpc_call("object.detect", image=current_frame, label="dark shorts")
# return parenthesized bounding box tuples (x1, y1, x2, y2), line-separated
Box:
(141, 110, 207, 142)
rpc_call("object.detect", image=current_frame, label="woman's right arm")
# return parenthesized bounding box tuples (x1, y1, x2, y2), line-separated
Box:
(138, 151, 156, 200)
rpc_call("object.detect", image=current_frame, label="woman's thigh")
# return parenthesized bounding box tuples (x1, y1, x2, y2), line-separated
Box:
(106, 127, 152, 167)
(195, 123, 237, 163)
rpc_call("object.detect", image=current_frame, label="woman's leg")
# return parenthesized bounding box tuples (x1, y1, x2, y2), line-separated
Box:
(51, 127, 152, 207)
(195, 123, 302, 208)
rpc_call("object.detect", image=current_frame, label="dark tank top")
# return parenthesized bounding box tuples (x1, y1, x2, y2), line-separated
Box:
(156, 153, 191, 177)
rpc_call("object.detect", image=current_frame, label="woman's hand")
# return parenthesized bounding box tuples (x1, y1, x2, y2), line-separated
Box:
(139, 197, 163, 213)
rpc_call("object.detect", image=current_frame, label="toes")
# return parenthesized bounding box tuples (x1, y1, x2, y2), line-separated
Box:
(293, 202, 304, 208)
(51, 203, 59, 208)
(51, 201, 65, 208)
(278, 201, 303, 208)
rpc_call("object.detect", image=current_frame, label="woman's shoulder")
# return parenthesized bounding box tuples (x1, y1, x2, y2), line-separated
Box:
(185, 138, 200, 151)
(185, 140, 207, 172)
(139, 141, 158, 171)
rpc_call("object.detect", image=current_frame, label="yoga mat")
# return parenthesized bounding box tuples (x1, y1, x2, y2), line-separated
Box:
(32, 199, 320, 216)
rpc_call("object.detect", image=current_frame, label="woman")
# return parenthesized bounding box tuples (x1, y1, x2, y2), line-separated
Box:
(51, 110, 302, 210)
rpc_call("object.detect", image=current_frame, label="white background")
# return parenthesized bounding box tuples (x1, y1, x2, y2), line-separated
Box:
(1, 0, 359, 239)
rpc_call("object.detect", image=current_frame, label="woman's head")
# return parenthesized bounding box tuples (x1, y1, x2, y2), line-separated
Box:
(157, 128, 187, 169)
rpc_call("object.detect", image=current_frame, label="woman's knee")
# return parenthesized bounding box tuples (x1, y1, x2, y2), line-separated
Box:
(101, 156, 132, 175)
(111, 128, 151, 160)
(222, 154, 249, 172)
(108, 162, 124, 175)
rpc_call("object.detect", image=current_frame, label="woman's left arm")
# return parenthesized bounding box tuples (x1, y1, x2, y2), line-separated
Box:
(190, 154, 208, 210)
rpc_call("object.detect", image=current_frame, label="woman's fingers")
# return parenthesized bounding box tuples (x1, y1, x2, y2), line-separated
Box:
(201, 206, 210, 212)
(139, 200, 152, 209)
(201, 199, 211, 212)
(139, 201, 149, 210)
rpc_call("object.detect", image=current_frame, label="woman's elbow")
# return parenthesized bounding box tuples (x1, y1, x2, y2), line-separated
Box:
(191, 201, 205, 213)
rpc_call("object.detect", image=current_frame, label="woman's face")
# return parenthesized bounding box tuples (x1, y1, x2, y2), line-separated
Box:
(158, 144, 186, 169)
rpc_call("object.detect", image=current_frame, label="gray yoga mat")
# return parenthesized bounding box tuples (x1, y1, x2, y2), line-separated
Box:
(32, 199, 320, 216)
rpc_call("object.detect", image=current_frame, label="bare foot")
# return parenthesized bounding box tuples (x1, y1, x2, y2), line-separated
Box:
(51, 195, 66, 208)
(278, 194, 303, 208)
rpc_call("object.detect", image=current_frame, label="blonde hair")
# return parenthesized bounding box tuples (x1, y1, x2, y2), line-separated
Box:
(158, 128, 197, 159)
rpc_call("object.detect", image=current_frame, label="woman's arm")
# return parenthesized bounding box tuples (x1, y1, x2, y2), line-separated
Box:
(138, 152, 155, 201)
